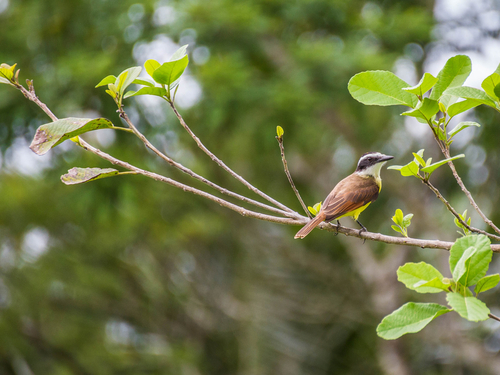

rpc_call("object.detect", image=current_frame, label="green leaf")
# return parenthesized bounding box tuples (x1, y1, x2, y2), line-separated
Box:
(475, 274, 500, 294)
(443, 86, 497, 108)
(455, 282, 474, 297)
(29, 118, 114, 155)
(308, 202, 322, 216)
(387, 165, 402, 171)
(132, 77, 155, 87)
(452, 246, 476, 283)
(412, 152, 426, 167)
(377, 302, 450, 340)
(402, 98, 439, 121)
(481, 72, 500, 100)
(402, 73, 438, 97)
(437, 127, 447, 141)
(494, 84, 500, 100)
(399, 161, 419, 177)
(0, 66, 14, 81)
(430, 55, 471, 107)
(446, 293, 490, 322)
(391, 225, 403, 235)
(123, 91, 136, 99)
(397, 262, 447, 293)
(348, 71, 418, 108)
(447, 99, 483, 117)
(95, 75, 116, 88)
(145, 59, 161, 77)
(448, 121, 480, 138)
(152, 55, 189, 87)
(420, 154, 465, 174)
(61, 167, 120, 185)
(394, 209, 404, 225)
(170, 44, 188, 61)
(449, 235, 492, 287)
(117, 66, 142, 95)
(402, 214, 413, 227)
(415, 277, 450, 292)
(0, 75, 11, 85)
(127, 87, 167, 98)
(276, 126, 284, 138)
(388, 161, 420, 177)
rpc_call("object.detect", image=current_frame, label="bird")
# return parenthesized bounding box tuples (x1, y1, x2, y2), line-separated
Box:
(294, 152, 394, 239)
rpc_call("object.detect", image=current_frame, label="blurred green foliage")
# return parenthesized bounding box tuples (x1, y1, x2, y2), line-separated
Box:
(2, 0, 500, 374)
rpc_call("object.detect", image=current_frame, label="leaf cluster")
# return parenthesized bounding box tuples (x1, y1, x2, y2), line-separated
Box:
(348, 55, 500, 149)
(455, 210, 472, 237)
(20, 46, 190, 185)
(308, 201, 322, 216)
(391, 208, 413, 237)
(377, 235, 498, 340)
(388, 148, 464, 181)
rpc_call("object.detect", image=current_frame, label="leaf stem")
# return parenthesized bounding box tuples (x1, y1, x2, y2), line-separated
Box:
(110, 126, 135, 133)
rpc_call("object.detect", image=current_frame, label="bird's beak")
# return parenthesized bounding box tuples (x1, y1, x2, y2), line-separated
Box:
(380, 154, 394, 162)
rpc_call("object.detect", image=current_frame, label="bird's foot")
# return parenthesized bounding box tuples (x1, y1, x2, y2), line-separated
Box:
(356, 220, 367, 244)
(335, 220, 340, 236)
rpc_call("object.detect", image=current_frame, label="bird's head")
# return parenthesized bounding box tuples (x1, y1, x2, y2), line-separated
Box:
(355, 152, 394, 178)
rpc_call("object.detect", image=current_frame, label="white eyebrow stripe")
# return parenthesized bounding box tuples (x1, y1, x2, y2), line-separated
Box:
(357, 152, 383, 166)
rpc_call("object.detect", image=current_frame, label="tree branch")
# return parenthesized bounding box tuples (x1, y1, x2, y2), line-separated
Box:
(489, 313, 500, 323)
(275, 133, 311, 218)
(422, 179, 500, 241)
(441, 147, 500, 235)
(426, 118, 500, 235)
(16, 80, 500, 253)
(118, 109, 297, 218)
(168, 101, 295, 214)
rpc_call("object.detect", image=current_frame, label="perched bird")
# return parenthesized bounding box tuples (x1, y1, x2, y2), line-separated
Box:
(294, 152, 394, 239)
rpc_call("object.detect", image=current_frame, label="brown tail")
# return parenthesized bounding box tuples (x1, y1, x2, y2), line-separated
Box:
(294, 212, 326, 239)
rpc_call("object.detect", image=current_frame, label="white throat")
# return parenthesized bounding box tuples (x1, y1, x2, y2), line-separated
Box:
(356, 161, 387, 179)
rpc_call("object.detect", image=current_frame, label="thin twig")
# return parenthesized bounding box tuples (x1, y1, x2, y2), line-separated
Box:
(441, 147, 500, 235)
(275, 134, 311, 218)
(422, 180, 500, 241)
(426, 118, 500, 235)
(489, 313, 500, 323)
(168, 101, 295, 214)
(118, 109, 297, 218)
(78, 137, 300, 225)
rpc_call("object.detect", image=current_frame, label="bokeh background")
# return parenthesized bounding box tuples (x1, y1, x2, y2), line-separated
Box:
(1, 0, 500, 374)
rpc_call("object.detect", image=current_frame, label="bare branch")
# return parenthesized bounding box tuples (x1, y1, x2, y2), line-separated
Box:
(489, 313, 500, 323)
(77, 137, 301, 225)
(275, 134, 311, 218)
(428, 127, 500, 235)
(118, 109, 297, 218)
(422, 179, 500, 241)
(18, 81, 58, 122)
(168, 101, 296, 214)
(441, 147, 500, 235)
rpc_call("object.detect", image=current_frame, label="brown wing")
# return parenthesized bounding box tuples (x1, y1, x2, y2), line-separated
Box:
(321, 174, 380, 222)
